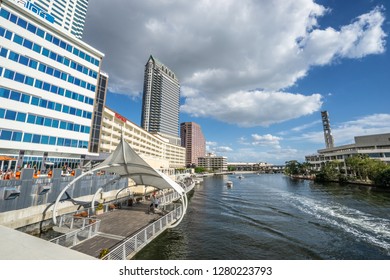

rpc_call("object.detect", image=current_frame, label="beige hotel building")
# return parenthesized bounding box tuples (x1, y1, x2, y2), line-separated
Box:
(98, 106, 185, 171)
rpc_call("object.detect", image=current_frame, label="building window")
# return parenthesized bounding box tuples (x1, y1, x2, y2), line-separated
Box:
(0, 130, 12, 140)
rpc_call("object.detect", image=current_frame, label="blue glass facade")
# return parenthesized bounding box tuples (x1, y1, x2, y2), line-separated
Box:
(0, 7, 99, 66)
(0, 1, 103, 170)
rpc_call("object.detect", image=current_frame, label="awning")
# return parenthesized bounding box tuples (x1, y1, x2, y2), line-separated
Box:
(93, 136, 184, 193)
(52, 135, 187, 226)
(0, 156, 17, 161)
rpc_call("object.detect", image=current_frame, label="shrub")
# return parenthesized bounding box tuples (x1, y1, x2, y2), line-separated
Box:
(99, 248, 109, 259)
(338, 175, 349, 185)
(374, 168, 390, 188)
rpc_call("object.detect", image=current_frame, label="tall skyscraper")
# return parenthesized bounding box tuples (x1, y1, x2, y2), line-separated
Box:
(141, 55, 180, 145)
(321, 111, 334, 148)
(11, 0, 89, 39)
(180, 122, 206, 167)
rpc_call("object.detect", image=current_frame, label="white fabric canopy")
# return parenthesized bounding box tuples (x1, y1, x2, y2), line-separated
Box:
(94, 137, 184, 194)
(52, 135, 186, 225)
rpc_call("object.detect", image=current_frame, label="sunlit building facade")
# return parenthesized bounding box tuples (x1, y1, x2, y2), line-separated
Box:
(0, 0, 103, 171)
(305, 133, 390, 170)
(198, 153, 227, 172)
(16, 0, 89, 39)
(99, 106, 185, 169)
(141, 55, 180, 145)
(180, 122, 206, 167)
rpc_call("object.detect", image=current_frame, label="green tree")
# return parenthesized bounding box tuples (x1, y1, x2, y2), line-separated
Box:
(194, 167, 206, 173)
(367, 159, 388, 181)
(345, 154, 370, 180)
(374, 167, 390, 188)
(284, 160, 300, 175)
(345, 155, 361, 179)
(315, 160, 339, 182)
(346, 154, 388, 182)
(228, 165, 236, 171)
(299, 162, 312, 176)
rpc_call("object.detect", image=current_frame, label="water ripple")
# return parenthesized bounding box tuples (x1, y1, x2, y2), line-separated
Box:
(286, 193, 390, 255)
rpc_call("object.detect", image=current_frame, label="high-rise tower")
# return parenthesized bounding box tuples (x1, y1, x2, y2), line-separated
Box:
(16, 0, 89, 39)
(141, 55, 180, 145)
(321, 111, 334, 148)
(180, 122, 206, 167)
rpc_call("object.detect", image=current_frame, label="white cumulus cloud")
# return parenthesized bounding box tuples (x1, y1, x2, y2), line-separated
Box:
(181, 90, 322, 127)
(83, 0, 386, 127)
(251, 134, 282, 148)
(298, 113, 390, 145)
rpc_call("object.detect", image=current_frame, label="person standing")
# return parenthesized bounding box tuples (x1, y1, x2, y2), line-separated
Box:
(149, 191, 159, 213)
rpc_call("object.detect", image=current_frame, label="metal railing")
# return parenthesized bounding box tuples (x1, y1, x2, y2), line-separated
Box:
(158, 190, 179, 206)
(154, 180, 195, 206)
(101, 206, 183, 260)
(49, 218, 101, 247)
(49, 180, 194, 259)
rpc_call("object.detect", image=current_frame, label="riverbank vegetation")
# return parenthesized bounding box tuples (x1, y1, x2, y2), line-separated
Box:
(285, 155, 390, 188)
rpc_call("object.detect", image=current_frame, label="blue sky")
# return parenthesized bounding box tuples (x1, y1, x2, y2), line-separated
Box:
(83, 0, 390, 165)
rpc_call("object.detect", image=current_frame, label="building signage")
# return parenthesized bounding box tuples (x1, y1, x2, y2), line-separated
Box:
(115, 113, 127, 123)
(12, 0, 55, 24)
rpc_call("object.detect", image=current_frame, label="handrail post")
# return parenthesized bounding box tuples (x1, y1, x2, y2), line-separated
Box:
(73, 232, 77, 246)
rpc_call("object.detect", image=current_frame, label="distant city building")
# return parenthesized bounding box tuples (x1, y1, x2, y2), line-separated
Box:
(198, 153, 227, 172)
(141, 55, 180, 145)
(180, 122, 206, 167)
(305, 133, 390, 170)
(0, 0, 104, 171)
(321, 110, 334, 148)
(10, 0, 90, 39)
(227, 162, 282, 172)
(97, 106, 186, 169)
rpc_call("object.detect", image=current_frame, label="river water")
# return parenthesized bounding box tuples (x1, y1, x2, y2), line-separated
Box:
(134, 173, 390, 260)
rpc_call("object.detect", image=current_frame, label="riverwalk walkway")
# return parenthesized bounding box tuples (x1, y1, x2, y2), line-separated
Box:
(69, 201, 165, 258)
(0, 199, 173, 260)
(1, 176, 194, 260)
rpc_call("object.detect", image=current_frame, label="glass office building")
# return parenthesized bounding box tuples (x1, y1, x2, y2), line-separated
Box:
(16, 0, 89, 39)
(0, 0, 104, 171)
(141, 55, 180, 145)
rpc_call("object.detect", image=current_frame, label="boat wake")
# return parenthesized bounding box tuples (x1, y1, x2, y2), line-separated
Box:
(286, 194, 390, 256)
